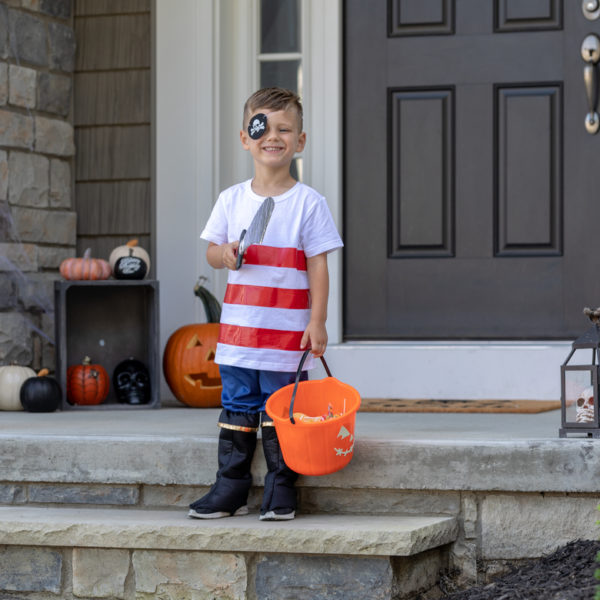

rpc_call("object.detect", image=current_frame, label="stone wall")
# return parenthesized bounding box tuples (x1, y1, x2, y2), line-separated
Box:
(0, 0, 75, 370)
(0, 544, 429, 600)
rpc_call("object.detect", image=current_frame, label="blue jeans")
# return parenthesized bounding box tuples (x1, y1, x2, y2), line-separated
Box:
(219, 365, 307, 413)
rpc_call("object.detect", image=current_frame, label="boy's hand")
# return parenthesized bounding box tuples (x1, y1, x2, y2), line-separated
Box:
(208, 241, 240, 270)
(221, 241, 240, 270)
(300, 319, 327, 357)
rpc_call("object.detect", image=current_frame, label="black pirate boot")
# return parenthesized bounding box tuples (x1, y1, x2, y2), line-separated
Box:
(259, 415, 298, 521)
(188, 410, 259, 519)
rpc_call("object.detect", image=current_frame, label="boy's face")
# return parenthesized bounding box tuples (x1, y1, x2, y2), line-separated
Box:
(240, 107, 306, 171)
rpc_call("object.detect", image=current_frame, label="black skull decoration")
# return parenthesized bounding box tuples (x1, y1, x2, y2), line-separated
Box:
(113, 358, 150, 405)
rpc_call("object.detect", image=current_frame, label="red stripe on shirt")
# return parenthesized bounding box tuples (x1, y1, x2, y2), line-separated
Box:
(224, 284, 310, 309)
(219, 323, 304, 351)
(243, 246, 307, 270)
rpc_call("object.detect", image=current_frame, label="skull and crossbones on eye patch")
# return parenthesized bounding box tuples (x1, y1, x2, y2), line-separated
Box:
(576, 386, 595, 423)
(248, 113, 268, 139)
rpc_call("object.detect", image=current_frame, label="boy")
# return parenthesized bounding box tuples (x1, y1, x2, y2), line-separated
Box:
(188, 87, 343, 521)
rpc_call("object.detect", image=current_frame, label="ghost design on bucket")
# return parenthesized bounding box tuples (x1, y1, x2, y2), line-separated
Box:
(576, 386, 595, 423)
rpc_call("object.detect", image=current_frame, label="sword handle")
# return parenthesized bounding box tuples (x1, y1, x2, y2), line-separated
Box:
(235, 230, 246, 270)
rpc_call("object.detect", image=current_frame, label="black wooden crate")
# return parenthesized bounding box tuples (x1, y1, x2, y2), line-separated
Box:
(54, 280, 160, 410)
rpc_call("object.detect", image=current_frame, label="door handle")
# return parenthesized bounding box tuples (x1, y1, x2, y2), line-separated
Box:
(583, 0, 600, 21)
(581, 34, 600, 134)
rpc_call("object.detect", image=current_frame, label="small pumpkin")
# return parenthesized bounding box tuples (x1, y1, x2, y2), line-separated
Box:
(66, 356, 109, 406)
(0, 364, 36, 411)
(114, 254, 147, 280)
(163, 279, 222, 407)
(60, 248, 111, 281)
(20, 369, 62, 412)
(109, 240, 150, 278)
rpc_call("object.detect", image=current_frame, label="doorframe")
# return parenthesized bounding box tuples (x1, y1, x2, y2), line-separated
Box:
(154, 0, 567, 401)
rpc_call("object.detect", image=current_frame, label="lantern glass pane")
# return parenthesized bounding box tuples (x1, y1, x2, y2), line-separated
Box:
(564, 369, 596, 425)
(567, 348, 596, 365)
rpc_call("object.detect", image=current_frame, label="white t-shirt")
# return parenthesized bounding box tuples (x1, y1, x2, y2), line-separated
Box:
(200, 179, 343, 372)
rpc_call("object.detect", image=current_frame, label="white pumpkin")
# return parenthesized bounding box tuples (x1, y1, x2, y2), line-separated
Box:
(109, 239, 151, 275)
(0, 365, 36, 410)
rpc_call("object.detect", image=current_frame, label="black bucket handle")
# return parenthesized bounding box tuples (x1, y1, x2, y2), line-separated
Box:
(289, 349, 332, 425)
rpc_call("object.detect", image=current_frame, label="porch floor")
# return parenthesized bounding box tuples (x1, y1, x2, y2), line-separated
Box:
(0, 404, 564, 441)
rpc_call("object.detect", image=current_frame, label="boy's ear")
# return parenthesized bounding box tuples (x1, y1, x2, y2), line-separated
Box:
(240, 129, 251, 150)
(296, 131, 307, 153)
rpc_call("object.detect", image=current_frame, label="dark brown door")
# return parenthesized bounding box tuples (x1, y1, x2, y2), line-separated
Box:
(345, 0, 599, 339)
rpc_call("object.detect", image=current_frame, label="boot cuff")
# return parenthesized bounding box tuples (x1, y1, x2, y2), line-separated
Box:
(218, 422, 259, 433)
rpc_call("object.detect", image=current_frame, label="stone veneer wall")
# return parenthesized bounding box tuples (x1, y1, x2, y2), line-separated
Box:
(0, 0, 75, 370)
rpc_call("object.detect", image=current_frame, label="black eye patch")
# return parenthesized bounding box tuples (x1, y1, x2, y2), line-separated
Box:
(248, 113, 267, 139)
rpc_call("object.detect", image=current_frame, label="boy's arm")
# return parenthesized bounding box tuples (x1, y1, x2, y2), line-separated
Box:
(206, 241, 240, 270)
(301, 253, 329, 357)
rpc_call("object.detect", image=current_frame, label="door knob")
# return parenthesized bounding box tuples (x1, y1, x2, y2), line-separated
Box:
(583, 0, 600, 21)
(581, 34, 600, 134)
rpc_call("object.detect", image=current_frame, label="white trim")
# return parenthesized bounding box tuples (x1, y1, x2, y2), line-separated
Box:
(322, 342, 568, 401)
(258, 53, 303, 61)
(155, 1, 216, 397)
(304, 0, 343, 344)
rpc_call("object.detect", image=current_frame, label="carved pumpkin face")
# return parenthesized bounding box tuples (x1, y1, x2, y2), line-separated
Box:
(334, 423, 356, 457)
(162, 323, 222, 407)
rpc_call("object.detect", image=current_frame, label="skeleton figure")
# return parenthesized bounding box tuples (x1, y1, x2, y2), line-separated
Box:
(576, 386, 595, 423)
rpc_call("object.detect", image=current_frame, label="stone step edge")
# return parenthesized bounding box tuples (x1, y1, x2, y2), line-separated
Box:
(0, 506, 458, 558)
(1, 435, 597, 493)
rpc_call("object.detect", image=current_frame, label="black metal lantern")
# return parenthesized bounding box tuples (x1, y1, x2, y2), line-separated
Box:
(560, 308, 600, 438)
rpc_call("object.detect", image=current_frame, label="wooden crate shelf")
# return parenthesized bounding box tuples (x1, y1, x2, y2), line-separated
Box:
(54, 280, 160, 410)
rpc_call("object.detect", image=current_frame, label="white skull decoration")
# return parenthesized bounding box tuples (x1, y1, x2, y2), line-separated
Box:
(576, 386, 595, 423)
(250, 118, 265, 137)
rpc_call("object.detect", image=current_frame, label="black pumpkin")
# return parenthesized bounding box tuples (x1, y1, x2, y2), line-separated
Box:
(20, 369, 62, 412)
(114, 251, 148, 280)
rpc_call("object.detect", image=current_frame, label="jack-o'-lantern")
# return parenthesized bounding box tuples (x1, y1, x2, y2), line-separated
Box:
(162, 279, 222, 407)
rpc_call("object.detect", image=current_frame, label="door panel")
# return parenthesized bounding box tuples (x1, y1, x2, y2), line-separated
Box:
(389, 89, 454, 257)
(344, 0, 596, 339)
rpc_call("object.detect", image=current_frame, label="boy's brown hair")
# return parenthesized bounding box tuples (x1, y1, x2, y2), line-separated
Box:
(243, 87, 303, 131)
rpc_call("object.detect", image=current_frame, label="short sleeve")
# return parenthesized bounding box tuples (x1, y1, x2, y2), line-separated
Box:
(300, 196, 343, 258)
(200, 194, 228, 245)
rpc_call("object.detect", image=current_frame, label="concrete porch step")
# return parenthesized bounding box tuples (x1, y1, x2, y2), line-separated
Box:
(0, 505, 458, 557)
(0, 506, 458, 599)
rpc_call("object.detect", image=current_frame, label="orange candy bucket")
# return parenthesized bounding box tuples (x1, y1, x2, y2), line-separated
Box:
(265, 350, 361, 476)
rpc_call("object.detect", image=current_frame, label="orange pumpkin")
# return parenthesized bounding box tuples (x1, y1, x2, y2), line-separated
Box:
(67, 356, 109, 405)
(60, 248, 111, 281)
(163, 279, 222, 407)
(163, 323, 222, 407)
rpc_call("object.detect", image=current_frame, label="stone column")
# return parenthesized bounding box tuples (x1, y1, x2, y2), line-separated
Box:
(0, 0, 76, 370)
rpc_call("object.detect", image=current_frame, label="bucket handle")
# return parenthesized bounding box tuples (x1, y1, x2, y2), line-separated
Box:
(289, 349, 332, 425)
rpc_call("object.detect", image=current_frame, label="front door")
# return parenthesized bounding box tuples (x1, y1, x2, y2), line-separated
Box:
(345, 0, 599, 339)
